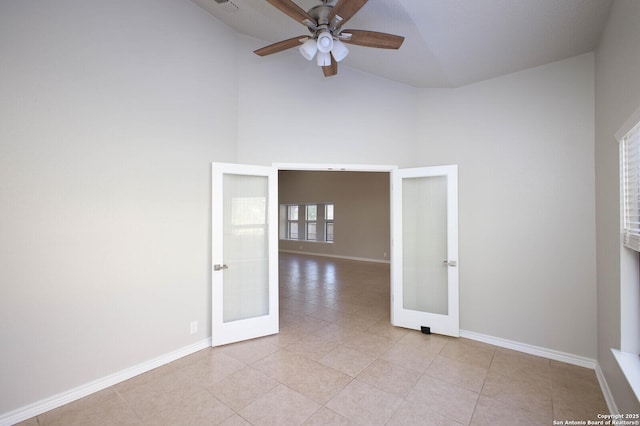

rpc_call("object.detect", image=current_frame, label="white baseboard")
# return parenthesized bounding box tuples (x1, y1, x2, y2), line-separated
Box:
(459, 329, 596, 369)
(279, 250, 390, 264)
(0, 338, 212, 426)
(595, 361, 619, 415)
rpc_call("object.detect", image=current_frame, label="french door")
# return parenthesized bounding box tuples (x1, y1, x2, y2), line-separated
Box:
(211, 163, 278, 346)
(391, 165, 459, 337)
(211, 162, 459, 345)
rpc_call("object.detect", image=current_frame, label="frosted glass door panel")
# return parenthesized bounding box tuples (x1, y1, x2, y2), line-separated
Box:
(402, 176, 448, 315)
(212, 162, 278, 347)
(223, 174, 269, 323)
(391, 165, 459, 337)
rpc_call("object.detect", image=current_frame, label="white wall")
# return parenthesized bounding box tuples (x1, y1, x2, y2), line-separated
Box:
(236, 35, 419, 167)
(0, 0, 238, 414)
(415, 54, 597, 358)
(595, 0, 640, 414)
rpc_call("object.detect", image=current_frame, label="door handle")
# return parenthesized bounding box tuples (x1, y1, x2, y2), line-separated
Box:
(214, 264, 229, 271)
(443, 260, 457, 267)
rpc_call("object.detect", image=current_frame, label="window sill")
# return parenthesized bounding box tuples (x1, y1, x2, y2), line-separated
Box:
(612, 349, 640, 401)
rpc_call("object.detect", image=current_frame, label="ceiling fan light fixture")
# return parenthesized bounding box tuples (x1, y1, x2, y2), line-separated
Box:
(331, 39, 349, 62)
(316, 51, 331, 66)
(299, 38, 318, 60)
(316, 31, 334, 53)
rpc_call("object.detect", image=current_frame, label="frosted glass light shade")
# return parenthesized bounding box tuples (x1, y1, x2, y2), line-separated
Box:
(316, 51, 332, 66)
(299, 38, 317, 60)
(331, 39, 349, 62)
(316, 32, 334, 53)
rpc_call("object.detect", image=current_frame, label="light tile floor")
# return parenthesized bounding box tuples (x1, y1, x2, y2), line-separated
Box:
(19, 253, 608, 425)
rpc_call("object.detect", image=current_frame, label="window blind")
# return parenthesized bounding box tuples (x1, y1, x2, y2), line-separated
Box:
(623, 123, 640, 251)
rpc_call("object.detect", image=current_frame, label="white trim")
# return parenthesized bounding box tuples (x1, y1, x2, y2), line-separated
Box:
(0, 338, 212, 426)
(596, 360, 620, 415)
(612, 349, 640, 403)
(273, 162, 397, 172)
(460, 329, 596, 369)
(279, 249, 390, 264)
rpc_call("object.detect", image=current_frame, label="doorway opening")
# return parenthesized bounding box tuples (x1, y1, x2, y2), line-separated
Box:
(276, 164, 394, 333)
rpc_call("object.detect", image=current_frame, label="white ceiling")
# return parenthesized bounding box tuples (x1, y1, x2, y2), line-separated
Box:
(190, 0, 612, 88)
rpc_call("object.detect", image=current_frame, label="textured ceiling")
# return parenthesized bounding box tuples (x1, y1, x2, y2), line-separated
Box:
(190, 0, 612, 88)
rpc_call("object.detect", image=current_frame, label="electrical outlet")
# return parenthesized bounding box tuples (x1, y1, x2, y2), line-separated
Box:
(190, 321, 198, 334)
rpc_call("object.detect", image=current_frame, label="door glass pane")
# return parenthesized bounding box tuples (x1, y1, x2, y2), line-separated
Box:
(402, 175, 448, 315)
(223, 174, 269, 322)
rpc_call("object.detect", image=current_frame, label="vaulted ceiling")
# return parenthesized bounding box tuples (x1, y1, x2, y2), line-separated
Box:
(191, 0, 612, 88)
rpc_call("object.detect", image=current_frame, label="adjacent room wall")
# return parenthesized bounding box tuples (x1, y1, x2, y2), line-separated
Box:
(278, 171, 390, 262)
(414, 54, 597, 359)
(0, 0, 238, 415)
(594, 0, 640, 414)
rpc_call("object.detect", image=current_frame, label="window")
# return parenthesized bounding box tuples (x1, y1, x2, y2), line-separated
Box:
(622, 122, 640, 252)
(325, 204, 334, 242)
(287, 205, 299, 239)
(617, 115, 640, 401)
(282, 203, 334, 242)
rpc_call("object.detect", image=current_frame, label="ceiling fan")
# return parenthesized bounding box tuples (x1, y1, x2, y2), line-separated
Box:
(254, 0, 405, 77)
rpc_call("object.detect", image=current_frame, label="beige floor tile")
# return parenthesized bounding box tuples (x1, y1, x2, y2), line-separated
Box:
(381, 340, 438, 373)
(356, 358, 421, 398)
(426, 355, 488, 392)
(219, 337, 280, 365)
(312, 323, 363, 344)
(319, 345, 377, 377)
(303, 407, 353, 425)
(220, 414, 253, 425)
(14, 419, 39, 426)
(552, 392, 609, 423)
(406, 375, 480, 425)
(136, 386, 234, 425)
(173, 351, 246, 387)
(285, 334, 340, 361)
(396, 330, 450, 354)
(113, 364, 183, 394)
(388, 400, 464, 426)
(38, 393, 141, 426)
(342, 331, 394, 357)
(481, 371, 552, 417)
(252, 349, 352, 404)
(366, 319, 410, 341)
(207, 366, 279, 411)
(489, 348, 551, 389)
(326, 379, 403, 426)
(239, 384, 320, 426)
(471, 394, 551, 426)
(440, 339, 495, 369)
(260, 325, 305, 347)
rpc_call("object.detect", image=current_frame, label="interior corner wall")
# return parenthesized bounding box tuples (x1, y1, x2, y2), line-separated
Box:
(415, 54, 598, 360)
(594, 0, 640, 414)
(0, 0, 239, 415)
(235, 35, 419, 167)
(278, 171, 390, 262)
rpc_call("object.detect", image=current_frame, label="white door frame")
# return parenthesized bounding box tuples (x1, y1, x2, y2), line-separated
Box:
(274, 162, 459, 335)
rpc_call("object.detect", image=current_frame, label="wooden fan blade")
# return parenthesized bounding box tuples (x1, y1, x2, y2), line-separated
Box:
(254, 36, 306, 56)
(328, 0, 368, 27)
(322, 56, 338, 77)
(266, 0, 316, 26)
(341, 29, 404, 49)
